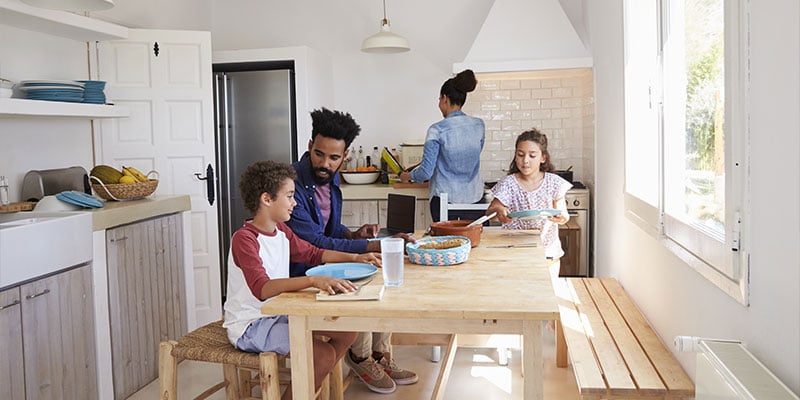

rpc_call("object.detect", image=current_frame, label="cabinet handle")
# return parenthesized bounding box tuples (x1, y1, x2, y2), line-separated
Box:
(0, 299, 20, 310)
(110, 236, 128, 243)
(25, 289, 50, 300)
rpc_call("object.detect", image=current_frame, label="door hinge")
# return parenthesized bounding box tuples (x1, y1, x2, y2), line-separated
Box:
(731, 211, 742, 251)
(153, 41, 160, 57)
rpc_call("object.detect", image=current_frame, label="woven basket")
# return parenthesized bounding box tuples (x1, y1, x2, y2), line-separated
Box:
(90, 175, 158, 201)
(406, 235, 471, 266)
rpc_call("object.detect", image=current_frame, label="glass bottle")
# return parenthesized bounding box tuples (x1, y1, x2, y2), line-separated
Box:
(371, 146, 381, 168)
(0, 175, 9, 206)
(356, 146, 365, 168)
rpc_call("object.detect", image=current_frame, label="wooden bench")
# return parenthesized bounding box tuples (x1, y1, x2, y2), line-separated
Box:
(553, 277, 695, 399)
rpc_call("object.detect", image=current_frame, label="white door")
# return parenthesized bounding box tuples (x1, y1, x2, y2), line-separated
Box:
(95, 29, 221, 327)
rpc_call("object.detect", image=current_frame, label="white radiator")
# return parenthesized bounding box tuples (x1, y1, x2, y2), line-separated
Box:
(695, 340, 799, 400)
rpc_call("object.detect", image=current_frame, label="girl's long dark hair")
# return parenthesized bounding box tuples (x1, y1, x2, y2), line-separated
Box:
(508, 128, 555, 174)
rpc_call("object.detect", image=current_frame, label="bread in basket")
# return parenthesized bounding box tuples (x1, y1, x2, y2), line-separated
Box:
(405, 235, 471, 266)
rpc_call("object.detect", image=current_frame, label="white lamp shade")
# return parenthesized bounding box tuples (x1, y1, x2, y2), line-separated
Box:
(21, 0, 114, 11)
(361, 21, 410, 54)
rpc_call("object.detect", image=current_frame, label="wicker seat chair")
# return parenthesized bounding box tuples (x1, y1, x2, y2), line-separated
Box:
(158, 320, 344, 400)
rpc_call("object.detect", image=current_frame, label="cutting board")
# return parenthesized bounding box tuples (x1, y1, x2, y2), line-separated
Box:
(392, 182, 428, 189)
(0, 201, 36, 213)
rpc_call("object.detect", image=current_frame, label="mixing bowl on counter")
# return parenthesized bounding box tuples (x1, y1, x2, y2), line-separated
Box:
(429, 219, 483, 247)
(340, 169, 380, 184)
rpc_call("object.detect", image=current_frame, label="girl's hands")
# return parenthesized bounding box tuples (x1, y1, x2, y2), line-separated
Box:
(354, 252, 382, 267)
(310, 275, 358, 295)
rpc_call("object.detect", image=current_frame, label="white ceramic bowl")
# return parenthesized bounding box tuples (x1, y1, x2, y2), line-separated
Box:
(33, 195, 82, 212)
(340, 171, 380, 185)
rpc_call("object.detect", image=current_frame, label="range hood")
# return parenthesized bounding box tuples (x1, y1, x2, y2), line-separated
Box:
(454, 0, 592, 73)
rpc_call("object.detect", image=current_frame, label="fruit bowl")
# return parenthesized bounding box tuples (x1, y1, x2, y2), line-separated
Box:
(91, 179, 158, 201)
(340, 170, 380, 185)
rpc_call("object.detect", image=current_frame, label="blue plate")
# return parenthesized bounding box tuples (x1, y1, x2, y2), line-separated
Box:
(508, 208, 561, 220)
(305, 263, 378, 280)
(56, 191, 104, 208)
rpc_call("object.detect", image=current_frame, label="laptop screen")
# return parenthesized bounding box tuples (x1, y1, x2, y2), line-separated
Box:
(382, 193, 416, 235)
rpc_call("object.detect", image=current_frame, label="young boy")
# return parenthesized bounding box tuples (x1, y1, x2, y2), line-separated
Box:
(223, 160, 380, 399)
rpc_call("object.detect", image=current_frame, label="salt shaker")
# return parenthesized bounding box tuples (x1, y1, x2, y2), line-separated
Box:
(0, 175, 9, 206)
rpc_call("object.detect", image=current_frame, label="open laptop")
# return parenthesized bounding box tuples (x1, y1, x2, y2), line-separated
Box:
(376, 193, 416, 237)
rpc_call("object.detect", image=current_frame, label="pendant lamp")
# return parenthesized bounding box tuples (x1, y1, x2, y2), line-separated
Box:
(361, 0, 410, 54)
(21, 0, 114, 12)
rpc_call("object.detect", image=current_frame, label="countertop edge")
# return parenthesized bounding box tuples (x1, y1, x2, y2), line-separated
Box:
(88, 195, 191, 231)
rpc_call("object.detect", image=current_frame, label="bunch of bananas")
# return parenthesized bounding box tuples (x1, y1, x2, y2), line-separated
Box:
(91, 165, 152, 185)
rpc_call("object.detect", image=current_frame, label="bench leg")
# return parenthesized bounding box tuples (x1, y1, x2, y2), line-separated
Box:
(158, 341, 178, 400)
(556, 320, 568, 368)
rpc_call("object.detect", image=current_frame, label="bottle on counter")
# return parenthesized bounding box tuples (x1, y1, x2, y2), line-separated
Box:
(371, 146, 380, 168)
(356, 146, 365, 168)
(0, 175, 9, 206)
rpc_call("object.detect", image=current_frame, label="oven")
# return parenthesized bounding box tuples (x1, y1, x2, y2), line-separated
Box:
(560, 188, 590, 277)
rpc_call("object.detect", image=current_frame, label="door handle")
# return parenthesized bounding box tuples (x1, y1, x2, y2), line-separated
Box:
(194, 164, 215, 206)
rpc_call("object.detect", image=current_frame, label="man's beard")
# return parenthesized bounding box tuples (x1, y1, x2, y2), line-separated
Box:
(309, 158, 338, 185)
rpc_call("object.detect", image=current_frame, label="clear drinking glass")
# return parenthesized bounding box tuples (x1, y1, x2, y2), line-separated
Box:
(381, 237, 404, 286)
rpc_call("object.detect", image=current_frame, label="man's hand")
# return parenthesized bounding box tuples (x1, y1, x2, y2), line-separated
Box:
(353, 252, 382, 267)
(393, 232, 416, 244)
(353, 223, 380, 239)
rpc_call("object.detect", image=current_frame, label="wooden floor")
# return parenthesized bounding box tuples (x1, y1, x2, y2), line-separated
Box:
(129, 323, 581, 399)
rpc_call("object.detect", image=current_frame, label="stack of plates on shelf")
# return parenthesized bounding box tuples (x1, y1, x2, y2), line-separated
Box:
(18, 80, 85, 103)
(77, 80, 107, 104)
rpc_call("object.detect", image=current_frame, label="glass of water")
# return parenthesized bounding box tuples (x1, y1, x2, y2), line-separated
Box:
(381, 237, 405, 286)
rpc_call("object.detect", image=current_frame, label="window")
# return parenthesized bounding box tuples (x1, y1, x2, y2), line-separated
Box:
(623, 0, 750, 304)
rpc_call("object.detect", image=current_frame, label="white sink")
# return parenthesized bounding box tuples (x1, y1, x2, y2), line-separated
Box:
(0, 211, 92, 288)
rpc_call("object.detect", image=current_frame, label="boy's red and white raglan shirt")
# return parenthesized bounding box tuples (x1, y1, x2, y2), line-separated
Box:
(223, 221, 324, 345)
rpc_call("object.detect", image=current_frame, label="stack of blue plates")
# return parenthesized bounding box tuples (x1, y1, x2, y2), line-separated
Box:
(77, 80, 107, 104)
(19, 80, 85, 103)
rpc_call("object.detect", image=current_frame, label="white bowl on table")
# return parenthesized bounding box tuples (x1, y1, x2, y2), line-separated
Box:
(340, 170, 380, 185)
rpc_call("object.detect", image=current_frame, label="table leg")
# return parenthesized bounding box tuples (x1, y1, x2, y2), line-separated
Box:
(289, 315, 315, 399)
(522, 320, 543, 400)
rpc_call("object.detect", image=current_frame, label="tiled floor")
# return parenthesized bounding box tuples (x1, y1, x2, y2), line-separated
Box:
(130, 326, 580, 399)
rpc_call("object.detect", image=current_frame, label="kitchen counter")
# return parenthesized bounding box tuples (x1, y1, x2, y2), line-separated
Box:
(85, 195, 191, 231)
(340, 183, 429, 200)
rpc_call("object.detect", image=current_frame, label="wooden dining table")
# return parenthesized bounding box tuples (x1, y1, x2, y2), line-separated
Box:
(261, 228, 559, 399)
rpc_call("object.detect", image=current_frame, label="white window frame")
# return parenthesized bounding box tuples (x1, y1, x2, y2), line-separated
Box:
(623, 0, 751, 305)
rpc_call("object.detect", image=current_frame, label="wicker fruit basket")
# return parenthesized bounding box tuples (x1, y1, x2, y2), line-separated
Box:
(405, 235, 471, 266)
(90, 174, 158, 201)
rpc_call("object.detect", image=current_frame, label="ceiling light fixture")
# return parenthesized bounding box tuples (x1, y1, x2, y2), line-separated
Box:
(361, 0, 410, 54)
(21, 0, 114, 12)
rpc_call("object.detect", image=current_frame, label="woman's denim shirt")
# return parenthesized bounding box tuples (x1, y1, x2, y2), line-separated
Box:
(410, 110, 485, 203)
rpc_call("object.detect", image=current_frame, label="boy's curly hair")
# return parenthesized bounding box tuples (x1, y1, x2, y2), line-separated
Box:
(239, 160, 297, 214)
(310, 108, 361, 148)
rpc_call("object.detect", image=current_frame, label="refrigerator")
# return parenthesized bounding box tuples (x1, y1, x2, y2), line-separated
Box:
(213, 65, 298, 297)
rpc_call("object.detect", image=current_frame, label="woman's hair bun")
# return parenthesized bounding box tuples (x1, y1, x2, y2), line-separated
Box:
(453, 69, 477, 93)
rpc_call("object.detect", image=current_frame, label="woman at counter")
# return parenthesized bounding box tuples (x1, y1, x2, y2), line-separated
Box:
(399, 69, 485, 222)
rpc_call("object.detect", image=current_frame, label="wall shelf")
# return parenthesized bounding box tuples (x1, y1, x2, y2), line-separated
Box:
(0, 0, 128, 41)
(0, 98, 129, 118)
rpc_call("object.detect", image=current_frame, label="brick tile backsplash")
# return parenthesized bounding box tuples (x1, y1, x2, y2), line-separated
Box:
(471, 69, 595, 186)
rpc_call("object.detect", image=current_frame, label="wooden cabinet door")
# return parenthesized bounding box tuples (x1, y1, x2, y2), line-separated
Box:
(0, 287, 24, 400)
(558, 221, 581, 276)
(107, 214, 187, 399)
(20, 265, 96, 400)
(342, 200, 379, 229)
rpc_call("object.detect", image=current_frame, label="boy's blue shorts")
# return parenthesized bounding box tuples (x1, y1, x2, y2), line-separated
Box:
(236, 315, 290, 354)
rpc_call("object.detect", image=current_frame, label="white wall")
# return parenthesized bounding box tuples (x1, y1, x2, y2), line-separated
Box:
(208, 0, 493, 149)
(0, 25, 96, 201)
(589, 0, 800, 393)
